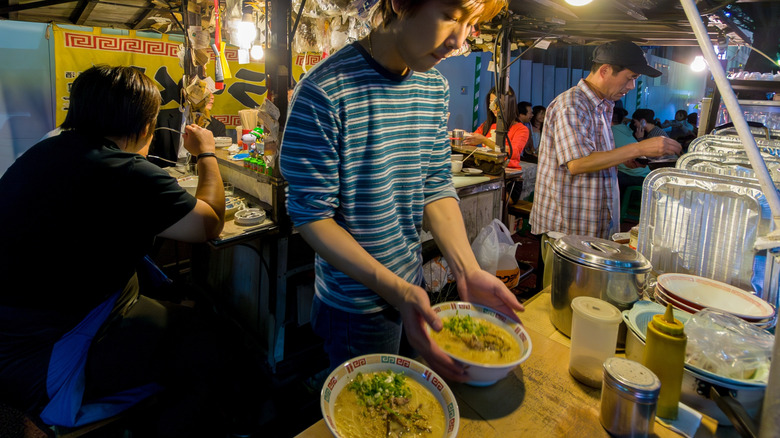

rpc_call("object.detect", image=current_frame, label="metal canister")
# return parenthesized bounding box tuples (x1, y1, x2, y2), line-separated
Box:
(451, 129, 465, 146)
(600, 357, 660, 438)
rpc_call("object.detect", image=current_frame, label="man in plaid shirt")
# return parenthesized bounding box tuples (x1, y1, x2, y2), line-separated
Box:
(530, 41, 681, 288)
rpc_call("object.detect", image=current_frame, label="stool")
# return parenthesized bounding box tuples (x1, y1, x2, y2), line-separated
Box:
(621, 185, 643, 222)
(507, 200, 545, 293)
(508, 200, 533, 234)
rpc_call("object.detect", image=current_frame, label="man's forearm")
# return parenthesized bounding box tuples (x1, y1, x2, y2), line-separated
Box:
(566, 143, 640, 175)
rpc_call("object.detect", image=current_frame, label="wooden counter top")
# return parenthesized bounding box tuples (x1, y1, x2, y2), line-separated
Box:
(295, 289, 727, 438)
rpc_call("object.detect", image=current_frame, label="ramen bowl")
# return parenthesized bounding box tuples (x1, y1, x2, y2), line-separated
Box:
(429, 301, 532, 386)
(321, 354, 459, 438)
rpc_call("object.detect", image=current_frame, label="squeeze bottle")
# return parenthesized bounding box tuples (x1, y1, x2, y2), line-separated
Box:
(641, 303, 686, 420)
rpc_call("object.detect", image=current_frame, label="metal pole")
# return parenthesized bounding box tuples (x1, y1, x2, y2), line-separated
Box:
(494, 16, 511, 154)
(678, 1, 780, 436)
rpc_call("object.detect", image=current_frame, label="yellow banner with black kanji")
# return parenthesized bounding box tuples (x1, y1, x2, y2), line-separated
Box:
(52, 25, 266, 129)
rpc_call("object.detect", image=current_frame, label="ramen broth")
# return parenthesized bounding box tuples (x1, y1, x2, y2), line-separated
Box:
(334, 371, 446, 438)
(431, 315, 520, 364)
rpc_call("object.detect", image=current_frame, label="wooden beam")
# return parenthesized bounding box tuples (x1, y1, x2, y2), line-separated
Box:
(130, 2, 160, 29)
(0, 0, 74, 14)
(69, 0, 97, 25)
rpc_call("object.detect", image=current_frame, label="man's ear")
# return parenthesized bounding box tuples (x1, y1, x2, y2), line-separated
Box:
(598, 64, 613, 78)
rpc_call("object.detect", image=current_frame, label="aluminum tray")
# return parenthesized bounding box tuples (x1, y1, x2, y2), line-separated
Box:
(676, 151, 780, 184)
(637, 168, 778, 312)
(710, 126, 780, 141)
(688, 134, 780, 157)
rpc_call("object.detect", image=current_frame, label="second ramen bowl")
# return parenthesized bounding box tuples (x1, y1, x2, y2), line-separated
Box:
(429, 301, 532, 386)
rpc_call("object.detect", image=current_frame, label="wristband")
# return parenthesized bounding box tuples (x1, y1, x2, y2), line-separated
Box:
(197, 152, 217, 161)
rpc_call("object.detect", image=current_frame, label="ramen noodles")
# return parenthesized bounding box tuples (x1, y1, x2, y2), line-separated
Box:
(431, 314, 520, 364)
(334, 370, 446, 438)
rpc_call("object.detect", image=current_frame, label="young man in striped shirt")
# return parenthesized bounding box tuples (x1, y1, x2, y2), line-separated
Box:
(280, 0, 523, 382)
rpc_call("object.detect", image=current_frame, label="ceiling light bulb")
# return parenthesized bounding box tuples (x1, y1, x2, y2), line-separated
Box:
(250, 44, 264, 60)
(691, 56, 707, 72)
(236, 20, 257, 49)
(565, 0, 593, 5)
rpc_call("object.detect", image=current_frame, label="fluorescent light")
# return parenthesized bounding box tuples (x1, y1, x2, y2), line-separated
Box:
(691, 56, 707, 72)
(565, 0, 593, 5)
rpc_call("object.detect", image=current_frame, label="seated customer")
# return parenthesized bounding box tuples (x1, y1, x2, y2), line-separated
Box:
(464, 86, 529, 169)
(612, 108, 650, 199)
(632, 108, 669, 140)
(0, 65, 259, 437)
(661, 109, 694, 140)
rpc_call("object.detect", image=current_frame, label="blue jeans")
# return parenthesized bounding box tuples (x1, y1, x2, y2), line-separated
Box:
(311, 295, 403, 372)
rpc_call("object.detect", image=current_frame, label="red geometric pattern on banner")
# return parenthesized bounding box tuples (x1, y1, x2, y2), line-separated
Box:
(215, 115, 241, 126)
(294, 53, 323, 66)
(209, 49, 239, 62)
(64, 32, 179, 57)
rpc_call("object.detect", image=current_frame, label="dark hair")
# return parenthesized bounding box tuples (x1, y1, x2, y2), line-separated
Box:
(612, 107, 629, 124)
(632, 108, 655, 124)
(675, 109, 688, 120)
(61, 65, 161, 142)
(531, 105, 545, 129)
(687, 112, 698, 127)
(375, 0, 505, 28)
(590, 62, 628, 75)
(517, 101, 532, 117)
(481, 86, 518, 134)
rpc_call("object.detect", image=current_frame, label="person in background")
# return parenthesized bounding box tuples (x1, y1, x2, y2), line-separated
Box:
(611, 107, 650, 199)
(687, 112, 699, 131)
(0, 65, 260, 437)
(516, 100, 534, 155)
(280, 0, 523, 383)
(632, 108, 669, 140)
(529, 105, 546, 156)
(464, 86, 529, 169)
(517, 101, 533, 128)
(661, 109, 694, 140)
(530, 40, 681, 288)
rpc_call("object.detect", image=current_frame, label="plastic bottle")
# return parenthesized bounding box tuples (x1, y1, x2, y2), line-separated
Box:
(641, 303, 687, 420)
(256, 154, 266, 174)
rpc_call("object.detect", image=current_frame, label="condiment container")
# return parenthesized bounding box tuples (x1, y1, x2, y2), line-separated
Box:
(629, 226, 639, 250)
(569, 297, 622, 387)
(642, 303, 686, 420)
(451, 129, 465, 146)
(600, 357, 661, 437)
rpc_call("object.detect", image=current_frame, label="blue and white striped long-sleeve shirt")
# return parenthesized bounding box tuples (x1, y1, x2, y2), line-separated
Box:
(280, 42, 457, 314)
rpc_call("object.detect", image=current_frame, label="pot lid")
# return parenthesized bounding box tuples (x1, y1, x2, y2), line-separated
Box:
(552, 235, 652, 273)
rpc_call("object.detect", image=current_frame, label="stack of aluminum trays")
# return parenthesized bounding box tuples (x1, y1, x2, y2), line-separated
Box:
(676, 151, 780, 185)
(709, 126, 780, 141)
(636, 168, 778, 324)
(688, 134, 780, 157)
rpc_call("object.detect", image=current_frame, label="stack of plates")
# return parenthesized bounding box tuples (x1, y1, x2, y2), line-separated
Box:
(654, 273, 776, 329)
(215, 136, 233, 148)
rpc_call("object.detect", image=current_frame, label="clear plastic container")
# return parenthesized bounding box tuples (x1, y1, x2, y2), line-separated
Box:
(569, 297, 623, 387)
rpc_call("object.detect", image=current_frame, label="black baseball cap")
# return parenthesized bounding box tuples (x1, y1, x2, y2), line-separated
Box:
(592, 40, 662, 78)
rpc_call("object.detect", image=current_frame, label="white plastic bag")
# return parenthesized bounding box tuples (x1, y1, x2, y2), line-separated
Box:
(470, 219, 521, 288)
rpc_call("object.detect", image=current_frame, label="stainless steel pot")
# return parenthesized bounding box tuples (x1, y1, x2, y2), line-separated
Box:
(550, 235, 652, 346)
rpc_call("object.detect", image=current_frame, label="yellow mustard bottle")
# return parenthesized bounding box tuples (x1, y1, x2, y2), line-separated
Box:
(642, 303, 686, 420)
